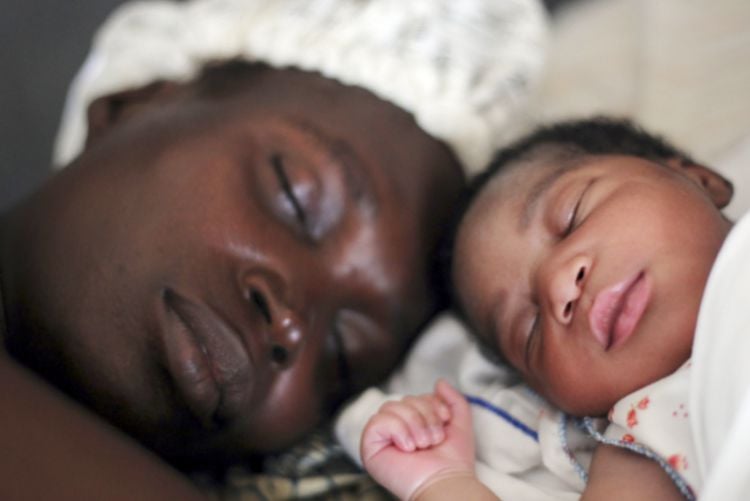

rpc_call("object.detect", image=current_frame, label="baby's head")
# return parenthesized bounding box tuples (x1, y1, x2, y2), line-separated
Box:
(452, 117, 734, 416)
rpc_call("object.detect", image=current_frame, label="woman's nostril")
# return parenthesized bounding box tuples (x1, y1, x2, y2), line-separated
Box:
(564, 301, 573, 317)
(576, 267, 586, 283)
(250, 288, 272, 324)
(270, 345, 288, 365)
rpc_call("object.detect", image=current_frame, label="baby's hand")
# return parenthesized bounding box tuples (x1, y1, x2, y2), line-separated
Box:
(361, 380, 476, 500)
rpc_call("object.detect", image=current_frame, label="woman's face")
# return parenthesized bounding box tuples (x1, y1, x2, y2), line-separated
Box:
(10, 66, 463, 464)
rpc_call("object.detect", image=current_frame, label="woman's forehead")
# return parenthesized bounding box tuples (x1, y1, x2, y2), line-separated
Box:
(195, 66, 460, 181)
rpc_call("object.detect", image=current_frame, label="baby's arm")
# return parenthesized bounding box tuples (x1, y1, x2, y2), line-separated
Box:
(583, 444, 684, 500)
(361, 380, 499, 501)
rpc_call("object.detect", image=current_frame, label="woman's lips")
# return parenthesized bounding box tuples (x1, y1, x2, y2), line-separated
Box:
(588, 272, 651, 350)
(161, 289, 253, 427)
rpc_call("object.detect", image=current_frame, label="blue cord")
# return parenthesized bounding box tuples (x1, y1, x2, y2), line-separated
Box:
(464, 393, 539, 442)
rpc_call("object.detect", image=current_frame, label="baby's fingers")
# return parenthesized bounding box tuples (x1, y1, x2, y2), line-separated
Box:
(379, 397, 448, 448)
(435, 379, 473, 434)
(362, 409, 419, 455)
(436, 380, 468, 414)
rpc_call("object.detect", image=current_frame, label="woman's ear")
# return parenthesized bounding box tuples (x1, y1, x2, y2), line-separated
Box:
(85, 80, 182, 148)
(665, 158, 734, 209)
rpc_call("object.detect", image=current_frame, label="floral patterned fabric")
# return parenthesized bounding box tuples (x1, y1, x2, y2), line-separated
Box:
(600, 361, 698, 498)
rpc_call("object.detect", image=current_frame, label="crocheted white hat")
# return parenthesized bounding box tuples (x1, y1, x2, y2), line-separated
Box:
(53, 0, 547, 175)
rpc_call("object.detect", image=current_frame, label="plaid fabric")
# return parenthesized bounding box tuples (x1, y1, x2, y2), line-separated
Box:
(200, 429, 394, 501)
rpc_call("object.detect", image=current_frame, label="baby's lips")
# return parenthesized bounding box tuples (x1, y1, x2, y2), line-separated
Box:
(611, 273, 651, 350)
(588, 272, 643, 349)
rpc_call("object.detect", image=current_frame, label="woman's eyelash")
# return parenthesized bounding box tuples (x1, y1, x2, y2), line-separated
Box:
(270, 153, 307, 226)
(331, 325, 352, 396)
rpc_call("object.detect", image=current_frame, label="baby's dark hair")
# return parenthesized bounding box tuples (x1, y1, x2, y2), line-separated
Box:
(467, 116, 694, 207)
(439, 116, 694, 324)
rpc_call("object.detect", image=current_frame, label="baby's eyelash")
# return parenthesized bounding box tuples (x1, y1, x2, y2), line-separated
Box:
(524, 312, 540, 370)
(563, 178, 596, 237)
(564, 195, 583, 236)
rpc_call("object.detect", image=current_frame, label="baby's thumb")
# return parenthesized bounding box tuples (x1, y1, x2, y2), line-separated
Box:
(435, 379, 471, 426)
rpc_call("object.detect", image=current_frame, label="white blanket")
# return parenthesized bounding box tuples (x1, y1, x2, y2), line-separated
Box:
(691, 210, 750, 500)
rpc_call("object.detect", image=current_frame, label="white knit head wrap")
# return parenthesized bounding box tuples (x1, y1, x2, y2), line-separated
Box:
(53, 0, 547, 175)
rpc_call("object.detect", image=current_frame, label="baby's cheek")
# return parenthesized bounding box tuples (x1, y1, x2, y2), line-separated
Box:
(536, 359, 615, 417)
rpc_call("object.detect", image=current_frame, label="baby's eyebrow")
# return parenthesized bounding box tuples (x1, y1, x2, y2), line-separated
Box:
(518, 155, 592, 231)
(518, 164, 572, 230)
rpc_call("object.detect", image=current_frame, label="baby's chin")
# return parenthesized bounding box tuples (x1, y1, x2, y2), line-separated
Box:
(544, 387, 621, 419)
(560, 400, 614, 419)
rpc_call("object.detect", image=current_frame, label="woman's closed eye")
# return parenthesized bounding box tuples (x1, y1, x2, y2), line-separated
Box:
(321, 322, 353, 412)
(331, 325, 352, 395)
(270, 153, 308, 229)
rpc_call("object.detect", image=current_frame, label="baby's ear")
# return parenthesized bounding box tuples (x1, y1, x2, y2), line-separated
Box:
(665, 158, 734, 209)
(85, 80, 182, 149)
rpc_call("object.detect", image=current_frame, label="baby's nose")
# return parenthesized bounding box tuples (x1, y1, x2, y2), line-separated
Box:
(550, 255, 590, 325)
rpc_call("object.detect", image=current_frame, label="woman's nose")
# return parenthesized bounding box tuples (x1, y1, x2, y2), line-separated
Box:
(547, 254, 590, 325)
(243, 272, 306, 368)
